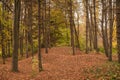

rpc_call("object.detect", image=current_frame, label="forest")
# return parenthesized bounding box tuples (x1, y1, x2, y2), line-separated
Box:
(0, 0, 120, 80)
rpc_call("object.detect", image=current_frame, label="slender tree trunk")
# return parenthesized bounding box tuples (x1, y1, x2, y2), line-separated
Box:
(89, 4, 94, 51)
(25, 30, 29, 58)
(104, 0, 109, 57)
(85, 0, 89, 54)
(19, 3, 24, 57)
(41, 1, 45, 47)
(12, 0, 21, 72)
(24, 1, 29, 58)
(93, 0, 98, 52)
(38, 0, 43, 72)
(44, 0, 48, 53)
(73, 21, 80, 49)
(88, 4, 92, 51)
(69, 0, 75, 55)
(28, 0, 34, 57)
(116, 0, 120, 63)
(101, 0, 109, 57)
(48, 0, 51, 48)
(77, 13, 80, 37)
(89, 16, 92, 51)
(108, 0, 113, 61)
(65, 0, 69, 45)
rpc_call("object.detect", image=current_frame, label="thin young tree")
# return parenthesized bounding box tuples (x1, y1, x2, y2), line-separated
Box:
(69, 0, 75, 55)
(48, 0, 51, 48)
(27, 0, 34, 57)
(93, 0, 98, 52)
(44, 0, 48, 53)
(85, 0, 89, 54)
(108, 0, 113, 61)
(19, 1, 24, 57)
(38, 0, 43, 72)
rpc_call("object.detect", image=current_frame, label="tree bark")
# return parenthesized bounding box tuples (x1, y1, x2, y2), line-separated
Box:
(38, 0, 43, 72)
(85, 0, 89, 54)
(12, 0, 21, 72)
(44, 0, 48, 53)
(69, 0, 75, 55)
(116, 0, 120, 63)
(101, 0, 109, 57)
(93, 0, 98, 52)
(108, 0, 113, 61)
(27, 0, 34, 57)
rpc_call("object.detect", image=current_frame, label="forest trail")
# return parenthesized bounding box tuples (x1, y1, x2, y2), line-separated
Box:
(0, 47, 110, 80)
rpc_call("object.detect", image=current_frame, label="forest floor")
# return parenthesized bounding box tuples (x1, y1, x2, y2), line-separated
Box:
(0, 47, 120, 80)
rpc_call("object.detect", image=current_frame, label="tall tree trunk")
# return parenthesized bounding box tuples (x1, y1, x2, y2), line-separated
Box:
(24, 0, 29, 58)
(85, 0, 89, 54)
(116, 0, 120, 63)
(101, 0, 109, 57)
(93, 0, 98, 52)
(108, 0, 113, 61)
(104, 0, 109, 57)
(41, 1, 45, 48)
(19, 2, 24, 57)
(28, 0, 34, 57)
(65, 0, 69, 45)
(48, 0, 51, 48)
(89, 4, 94, 51)
(12, 0, 21, 72)
(44, 0, 48, 53)
(69, 0, 75, 55)
(38, 0, 43, 72)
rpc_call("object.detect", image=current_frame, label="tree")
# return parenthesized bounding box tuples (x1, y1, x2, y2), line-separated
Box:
(38, 0, 43, 72)
(93, 0, 98, 52)
(85, 0, 89, 54)
(12, 0, 21, 72)
(101, 0, 109, 57)
(69, 0, 75, 55)
(24, 0, 29, 58)
(89, 1, 94, 51)
(48, 0, 51, 48)
(44, 0, 48, 54)
(27, 0, 34, 57)
(108, 0, 113, 61)
(116, 0, 120, 63)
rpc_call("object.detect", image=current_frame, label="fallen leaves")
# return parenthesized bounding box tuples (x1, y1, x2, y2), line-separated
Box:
(0, 47, 119, 80)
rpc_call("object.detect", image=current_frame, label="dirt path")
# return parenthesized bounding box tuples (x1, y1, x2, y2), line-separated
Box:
(0, 47, 108, 80)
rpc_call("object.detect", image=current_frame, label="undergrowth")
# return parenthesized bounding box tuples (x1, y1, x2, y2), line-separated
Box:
(87, 61, 120, 80)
